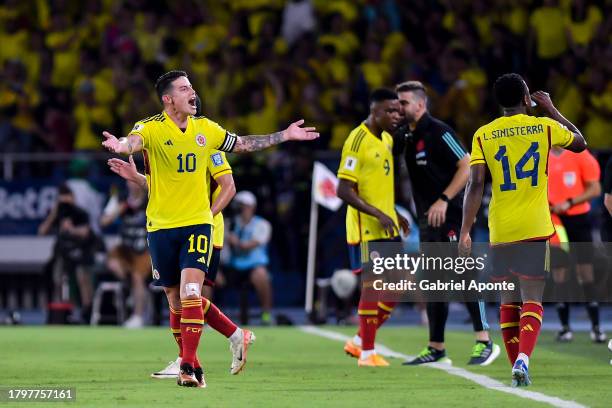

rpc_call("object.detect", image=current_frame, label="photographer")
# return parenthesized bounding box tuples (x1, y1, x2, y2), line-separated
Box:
(39, 184, 95, 323)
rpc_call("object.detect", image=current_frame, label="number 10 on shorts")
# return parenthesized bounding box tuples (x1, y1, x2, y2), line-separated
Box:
(188, 234, 208, 254)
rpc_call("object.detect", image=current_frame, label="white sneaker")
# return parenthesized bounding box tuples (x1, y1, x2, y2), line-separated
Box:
(591, 329, 607, 343)
(230, 329, 255, 375)
(151, 357, 180, 379)
(123, 314, 144, 329)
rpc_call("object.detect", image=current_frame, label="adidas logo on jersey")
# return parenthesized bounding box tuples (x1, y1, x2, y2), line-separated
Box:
(164, 140, 173, 146)
(196, 256, 207, 264)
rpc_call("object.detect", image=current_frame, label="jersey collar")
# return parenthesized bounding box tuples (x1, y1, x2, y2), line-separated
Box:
(162, 111, 191, 134)
(360, 122, 386, 141)
(414, 112, 432, 135)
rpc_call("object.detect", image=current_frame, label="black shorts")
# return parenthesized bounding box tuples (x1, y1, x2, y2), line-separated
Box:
(419, 218, 461, 243)
(560, 213, 593, 264)
(205, 247, 221, 287)
(347, 236, 402, 274)
(147, 224, 213, 287)
(491, 240, 549, 281)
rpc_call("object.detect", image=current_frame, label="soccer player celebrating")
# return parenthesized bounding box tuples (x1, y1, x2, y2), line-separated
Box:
(459, 73, 586, 387)
(107, 147, 249, 378)
(102, 70, 318, 387)
(337, 88, 409, 367)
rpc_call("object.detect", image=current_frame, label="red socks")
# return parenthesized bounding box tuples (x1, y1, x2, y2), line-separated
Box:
(202, 297, 238, 338)
(180, 298, 204, 367)
(169, 305, 183, 358)
(358, 298, 378, 351)
(500, 301, 543, 365)
(376, 301, 395, 329)
(499, 303, 521, 364)
(518, 301, 543, 359)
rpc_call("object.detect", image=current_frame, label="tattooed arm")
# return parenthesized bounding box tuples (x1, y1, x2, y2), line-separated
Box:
(102, 132, 144, 155)
(232, 119, 319, 153)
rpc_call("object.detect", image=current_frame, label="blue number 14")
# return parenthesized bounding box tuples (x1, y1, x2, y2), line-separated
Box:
(493, 142, 540, 192)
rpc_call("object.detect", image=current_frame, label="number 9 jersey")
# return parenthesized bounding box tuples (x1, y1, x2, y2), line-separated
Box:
(337, 123, 398, 244)
(470, 114, 574, 244)
(129, 112, 237, 232)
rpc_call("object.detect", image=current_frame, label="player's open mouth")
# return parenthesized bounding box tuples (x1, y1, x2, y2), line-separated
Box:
(189, 97, 196, 109)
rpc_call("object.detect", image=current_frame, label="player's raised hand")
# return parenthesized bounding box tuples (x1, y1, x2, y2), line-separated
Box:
(283, 119, 319, 141)
(108, 155, 139, 182)
(531, 91, 556, 113)
(102, 131, 121, 153)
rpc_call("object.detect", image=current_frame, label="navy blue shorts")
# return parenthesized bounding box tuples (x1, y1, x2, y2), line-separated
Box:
(347, 237, 401, 274)
(491, 240, 550, 281)
(205, 247, 221, 287)
(147, 224, 213, 287)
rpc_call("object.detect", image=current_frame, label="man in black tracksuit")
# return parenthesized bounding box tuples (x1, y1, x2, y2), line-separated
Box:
(394, 81, 499, 366)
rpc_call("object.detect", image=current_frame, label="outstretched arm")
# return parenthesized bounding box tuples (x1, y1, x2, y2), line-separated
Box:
(458, 164, 486, 256)
(102, 131, 144, 155)
(232, 119, 319, 153)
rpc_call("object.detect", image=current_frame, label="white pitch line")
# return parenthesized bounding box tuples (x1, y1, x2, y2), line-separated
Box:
(299, 326, 587, 408)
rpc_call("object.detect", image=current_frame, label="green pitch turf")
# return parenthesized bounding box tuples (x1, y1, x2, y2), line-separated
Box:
(0, 326, 610, 407)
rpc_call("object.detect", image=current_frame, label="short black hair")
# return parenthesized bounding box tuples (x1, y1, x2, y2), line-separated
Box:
(58, 183, 73, 196)
(155, 70, 187, 103)
(494, 73, 527, 108)
(395, 80, 428, 101)
(369, 88, 398, 104)
(195, 94, 202, 116)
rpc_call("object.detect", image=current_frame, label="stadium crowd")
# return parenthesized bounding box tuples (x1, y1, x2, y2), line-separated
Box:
(1, 0, 610, 158)
(1, 0, 611, 319)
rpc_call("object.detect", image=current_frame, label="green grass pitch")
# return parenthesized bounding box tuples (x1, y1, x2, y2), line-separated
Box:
(0, 326, 610, 407)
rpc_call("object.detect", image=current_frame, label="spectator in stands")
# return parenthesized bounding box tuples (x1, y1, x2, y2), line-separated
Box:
(38, 184, 95, 323)
(100, 180, 149, 329)
(226, 191, 274, 325)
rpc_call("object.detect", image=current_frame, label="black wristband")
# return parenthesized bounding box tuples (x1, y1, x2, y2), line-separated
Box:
(440, 193, 450, 203)
(567, 197, 574, 207)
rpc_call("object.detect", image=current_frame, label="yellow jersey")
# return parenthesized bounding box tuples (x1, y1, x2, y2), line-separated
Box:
(207, 150, 232, 248)
(130, 111, 237, 232)
(470, 114, 574, 243)
(337, 123, 398, 244)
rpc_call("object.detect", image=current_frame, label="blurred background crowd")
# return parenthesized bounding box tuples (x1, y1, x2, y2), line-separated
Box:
(1, 0, 611, 157)
(0, 0, 611, 322)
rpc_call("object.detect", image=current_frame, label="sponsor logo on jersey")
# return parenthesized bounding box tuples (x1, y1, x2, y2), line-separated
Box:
(152, 269, 160, 280)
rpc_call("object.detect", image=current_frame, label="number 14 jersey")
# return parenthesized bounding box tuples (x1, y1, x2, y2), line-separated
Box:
(470, 114, 574, 244)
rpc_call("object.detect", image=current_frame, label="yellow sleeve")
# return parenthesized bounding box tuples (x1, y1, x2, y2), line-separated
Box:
(337, 134, 361, 183)
(208, 151, 232, 179)
(129, 120, 150, 148)
(469, 133, 486, 165)
(543, 118, 574, 148)
(202, 118, 237, 152)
